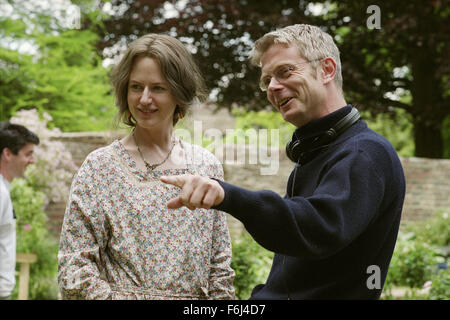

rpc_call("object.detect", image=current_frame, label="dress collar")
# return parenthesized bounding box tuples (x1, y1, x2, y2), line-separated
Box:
(112, 139, 195, 181)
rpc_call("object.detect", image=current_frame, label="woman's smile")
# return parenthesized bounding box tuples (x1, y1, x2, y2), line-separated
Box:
(127, 56, 180, 130)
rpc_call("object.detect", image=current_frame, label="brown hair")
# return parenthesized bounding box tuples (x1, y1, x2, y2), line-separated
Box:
(111, 34, 207, 127)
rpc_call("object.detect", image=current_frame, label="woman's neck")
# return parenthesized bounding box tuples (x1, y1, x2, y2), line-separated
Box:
(133, 125, 173, 150)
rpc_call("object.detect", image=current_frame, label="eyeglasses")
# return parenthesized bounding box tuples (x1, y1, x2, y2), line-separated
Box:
(259, 59, 323, 92)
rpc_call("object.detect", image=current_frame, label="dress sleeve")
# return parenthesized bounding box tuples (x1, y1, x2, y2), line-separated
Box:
(201, 151, 235, 300)
(57, 154, 112, 300)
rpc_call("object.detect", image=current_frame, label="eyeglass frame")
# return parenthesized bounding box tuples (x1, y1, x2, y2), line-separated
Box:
(259, 58, 324, 92)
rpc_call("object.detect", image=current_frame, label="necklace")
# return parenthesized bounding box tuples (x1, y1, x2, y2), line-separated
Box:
(132, 129, 176, 171)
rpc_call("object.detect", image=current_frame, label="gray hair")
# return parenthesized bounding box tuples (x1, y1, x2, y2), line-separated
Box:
(250, 24, 343, 91)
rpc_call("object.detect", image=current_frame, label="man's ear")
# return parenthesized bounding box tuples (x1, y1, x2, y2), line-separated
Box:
(320, 57, 337, 85)
(2, 148, 13, 161)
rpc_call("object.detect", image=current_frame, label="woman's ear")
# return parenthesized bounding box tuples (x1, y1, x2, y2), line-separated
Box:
(173, 105, 183, 125)
(177, 105, 184, 119)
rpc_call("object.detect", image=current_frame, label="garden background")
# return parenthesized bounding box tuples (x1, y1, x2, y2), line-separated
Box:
(1, 0, 449, 300)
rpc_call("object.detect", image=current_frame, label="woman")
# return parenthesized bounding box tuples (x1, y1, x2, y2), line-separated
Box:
(58, 34, 235, 300)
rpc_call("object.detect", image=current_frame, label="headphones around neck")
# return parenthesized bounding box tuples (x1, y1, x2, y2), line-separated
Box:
(286, 107, 361, 163)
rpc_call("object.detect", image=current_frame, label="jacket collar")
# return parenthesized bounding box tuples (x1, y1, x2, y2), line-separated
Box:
(293, 105, 353, 141)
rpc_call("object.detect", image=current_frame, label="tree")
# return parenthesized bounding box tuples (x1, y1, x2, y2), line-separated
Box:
(0, 16, 30, 120)
(93, 1, 450, 157)
(328, 0, 450, 158)
(0, 0, 115, 131)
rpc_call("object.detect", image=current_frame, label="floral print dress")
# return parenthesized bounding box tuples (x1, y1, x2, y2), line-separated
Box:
(58, 139, 235, 300)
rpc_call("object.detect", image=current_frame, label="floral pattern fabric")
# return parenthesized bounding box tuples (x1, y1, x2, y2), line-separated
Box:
(58, 139, 235, 300)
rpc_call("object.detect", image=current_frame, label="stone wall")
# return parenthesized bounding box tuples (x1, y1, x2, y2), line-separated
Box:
(401, 157, 450, 221)
(45, 131, 450, 235)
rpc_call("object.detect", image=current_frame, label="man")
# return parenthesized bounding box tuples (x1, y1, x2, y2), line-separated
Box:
(161, 24, 405, 299)
(0, 121, 39, 300)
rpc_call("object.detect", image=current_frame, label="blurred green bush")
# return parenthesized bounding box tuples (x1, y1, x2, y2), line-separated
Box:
(231, 231, 274, 300)
(383, 211, 449, 300)
(385, 232, 439, 288)
(231, 108, 295, 147)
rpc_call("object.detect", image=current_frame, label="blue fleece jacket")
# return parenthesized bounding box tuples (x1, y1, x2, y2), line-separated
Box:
(214, 106, 406, 299)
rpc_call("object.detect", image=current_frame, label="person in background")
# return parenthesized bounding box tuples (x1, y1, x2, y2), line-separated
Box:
(57, 34, 235, 300)
(0, 122, 39, 300)
(161, 24, 406, 299)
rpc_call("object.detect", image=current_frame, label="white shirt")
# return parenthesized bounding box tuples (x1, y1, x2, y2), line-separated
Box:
(0, 173, 16, 297)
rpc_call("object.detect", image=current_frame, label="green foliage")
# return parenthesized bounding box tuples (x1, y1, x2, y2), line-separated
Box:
(0, 46, 32, 120)
(362, 109, 414, 157)
(427, 270, 450, 300)
(0, 2, 116, 131)
(9, 179, 59, 300)
(230, 108, 295, 146)
(231, 232, 273, 300)
(12, 30, 115, 131)
(386, 232, 438, 288)
(383, 211, 449, 300)
(406, 211, 449, 247)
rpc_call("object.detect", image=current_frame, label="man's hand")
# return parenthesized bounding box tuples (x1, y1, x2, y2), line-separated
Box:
(160, 174, 225, 210)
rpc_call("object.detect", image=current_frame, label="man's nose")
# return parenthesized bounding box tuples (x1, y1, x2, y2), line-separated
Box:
(140, 87, 153, 105)
(267, 76, 284, 92)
